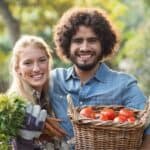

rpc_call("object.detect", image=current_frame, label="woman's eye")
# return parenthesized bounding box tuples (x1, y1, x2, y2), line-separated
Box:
(39, 58, 47, 63)
(23, 61, 32, 65)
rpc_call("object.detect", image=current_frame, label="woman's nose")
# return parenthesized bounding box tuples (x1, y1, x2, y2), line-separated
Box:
(33, 63, 40, 72)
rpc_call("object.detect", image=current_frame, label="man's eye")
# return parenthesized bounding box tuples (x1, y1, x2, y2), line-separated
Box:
(88, 38, 98, 43)
(72, 38, 83, 43)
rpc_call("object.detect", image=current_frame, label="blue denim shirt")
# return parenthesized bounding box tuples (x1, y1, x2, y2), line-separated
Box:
(49, 63, 149, 139)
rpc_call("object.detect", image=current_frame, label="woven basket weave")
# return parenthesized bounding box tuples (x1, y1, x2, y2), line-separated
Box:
(74, 123, 144, 150)
(67, 95, 150, 150)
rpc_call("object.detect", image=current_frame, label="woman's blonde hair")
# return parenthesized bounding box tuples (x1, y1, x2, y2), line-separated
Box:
(7, 35, 53, 104)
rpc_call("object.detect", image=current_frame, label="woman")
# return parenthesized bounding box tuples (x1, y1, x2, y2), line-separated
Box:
(7, 35, 66, 150)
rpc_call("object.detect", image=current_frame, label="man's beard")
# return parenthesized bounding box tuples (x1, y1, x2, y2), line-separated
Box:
(70, 54, 101, 71)
(75, 61, 99, 71)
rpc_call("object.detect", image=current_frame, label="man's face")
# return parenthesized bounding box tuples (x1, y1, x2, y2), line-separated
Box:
(70, 26, 102, 71)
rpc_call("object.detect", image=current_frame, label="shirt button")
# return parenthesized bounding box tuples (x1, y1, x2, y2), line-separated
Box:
(80, 101, 83, 105)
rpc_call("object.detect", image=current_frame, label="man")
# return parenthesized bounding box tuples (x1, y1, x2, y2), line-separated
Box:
(49, 7, 150, 149)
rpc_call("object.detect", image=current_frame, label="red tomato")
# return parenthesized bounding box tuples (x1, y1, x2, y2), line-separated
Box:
(99, 114, 109, 121)
(127, 116, 136, 123)
(119, 108, 134, 118)
(90, 112, 96, 119)
(101, 108, 116, 120)
(95, 113, 101, 119)
(114, 115, 127, 123)
(80, 106, 95, 119)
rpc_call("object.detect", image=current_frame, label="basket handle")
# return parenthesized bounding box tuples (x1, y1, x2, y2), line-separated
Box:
(66, 94, 79, 121)
(143, 96, 150, 128)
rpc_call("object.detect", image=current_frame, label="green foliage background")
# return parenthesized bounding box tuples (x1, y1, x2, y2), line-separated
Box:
(0, 0, 149, 95)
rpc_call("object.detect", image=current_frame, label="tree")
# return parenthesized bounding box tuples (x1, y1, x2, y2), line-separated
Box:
(116, 0, 150, 95)
(0, 0, 20, 45)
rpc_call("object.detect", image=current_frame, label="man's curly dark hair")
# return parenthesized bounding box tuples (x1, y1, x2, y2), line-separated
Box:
(54, 7, 120, 61)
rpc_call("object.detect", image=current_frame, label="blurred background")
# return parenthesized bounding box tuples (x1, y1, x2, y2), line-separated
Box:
(0, 0, 149, 96)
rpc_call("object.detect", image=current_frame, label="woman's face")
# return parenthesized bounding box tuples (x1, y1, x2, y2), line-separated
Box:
(16, 45, 49, 92)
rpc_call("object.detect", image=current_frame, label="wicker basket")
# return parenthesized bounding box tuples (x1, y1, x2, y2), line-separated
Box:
(67, 95, 150, 150)
(73, 106, 145, 150)
(74, 123, 144, 150)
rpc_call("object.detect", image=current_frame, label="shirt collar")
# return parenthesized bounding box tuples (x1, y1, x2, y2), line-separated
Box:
(94, 63, 110, 82)
(65, 63, 110, 82)
(65, 67, 76, 80)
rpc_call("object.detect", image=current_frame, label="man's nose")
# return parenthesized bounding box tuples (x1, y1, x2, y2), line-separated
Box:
(80, 40, 88, 51)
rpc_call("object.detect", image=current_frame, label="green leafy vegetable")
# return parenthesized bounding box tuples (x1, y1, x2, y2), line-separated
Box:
(0, 93, 26, 149)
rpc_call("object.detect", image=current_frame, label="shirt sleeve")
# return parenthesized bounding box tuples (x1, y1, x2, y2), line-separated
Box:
(144, 126, 150, 135)
(121, 75, 150, 135)
(122, 75, 147, 110)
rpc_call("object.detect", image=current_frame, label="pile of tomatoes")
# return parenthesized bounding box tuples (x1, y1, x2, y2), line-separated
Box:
(79, 106, 136, 123)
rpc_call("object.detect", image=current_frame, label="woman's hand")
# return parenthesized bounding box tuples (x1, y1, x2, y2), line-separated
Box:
(19, 104, 47, 140)
(42, 117, 67, 138)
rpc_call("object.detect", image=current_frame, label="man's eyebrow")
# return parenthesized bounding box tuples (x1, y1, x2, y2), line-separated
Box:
(71, 37, 83, 41)
(72, 37, 82, 39)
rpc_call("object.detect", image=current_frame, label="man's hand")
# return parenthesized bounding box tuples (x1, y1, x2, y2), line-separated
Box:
(42, 117, 67, 138)
(140, 135, 150, 150)
(19, 104, 47, 140)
